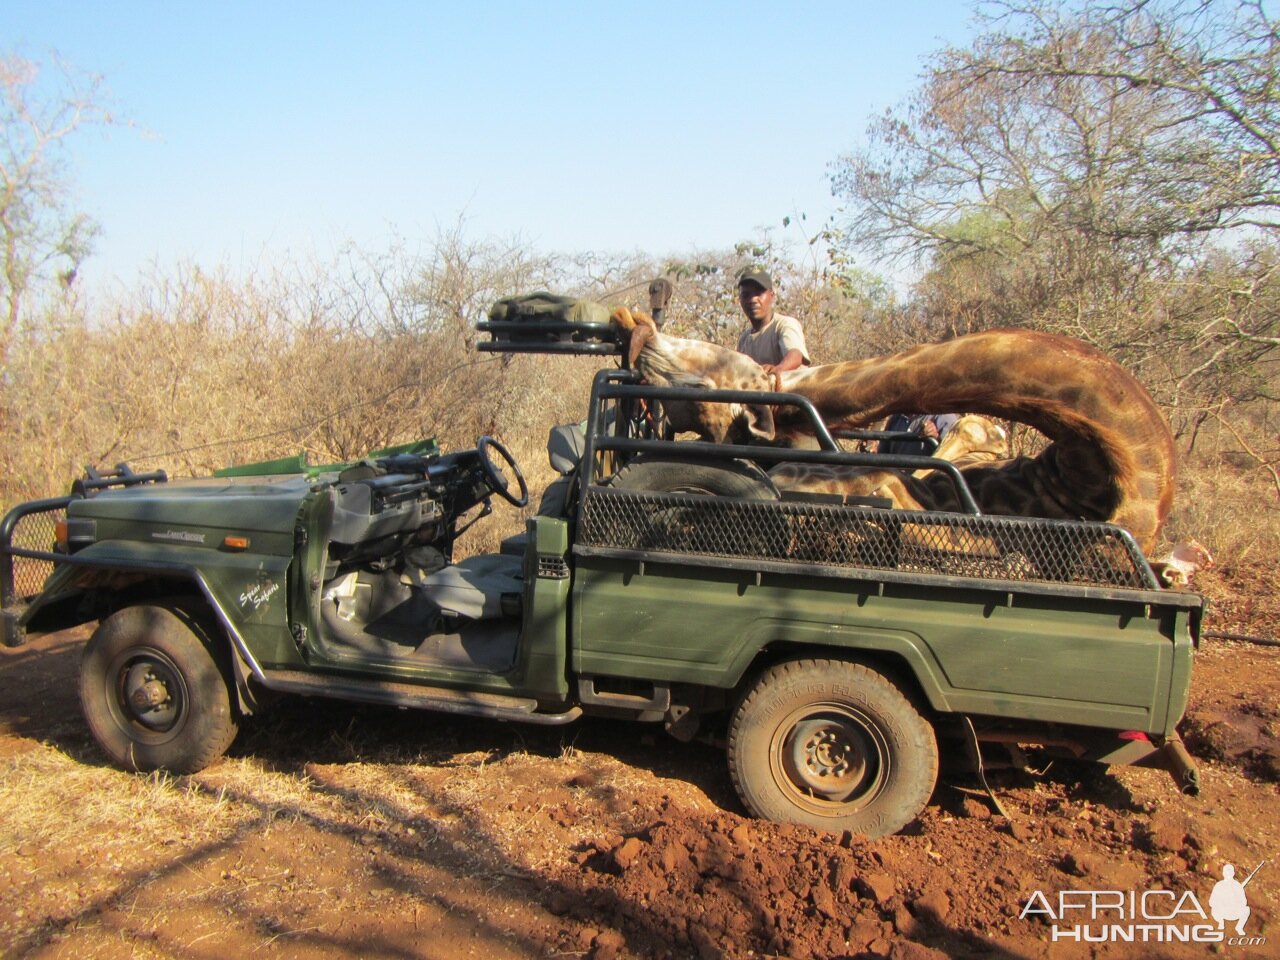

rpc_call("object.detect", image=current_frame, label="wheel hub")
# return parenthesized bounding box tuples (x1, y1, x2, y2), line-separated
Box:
(124, 662, 177, 730)
(786, 717, 870, 800)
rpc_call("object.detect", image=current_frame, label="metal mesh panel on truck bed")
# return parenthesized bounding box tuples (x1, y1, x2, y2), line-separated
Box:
(577, 487, 1156, 589)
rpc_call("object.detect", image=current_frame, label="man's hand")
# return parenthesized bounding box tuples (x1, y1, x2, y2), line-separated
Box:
(763, 348, 806, 376)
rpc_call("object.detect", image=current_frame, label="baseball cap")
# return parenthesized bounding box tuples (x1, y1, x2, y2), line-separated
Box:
(737, 267, 774, 291)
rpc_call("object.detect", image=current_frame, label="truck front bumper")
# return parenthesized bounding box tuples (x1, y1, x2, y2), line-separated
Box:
(1, 605, 28, 648)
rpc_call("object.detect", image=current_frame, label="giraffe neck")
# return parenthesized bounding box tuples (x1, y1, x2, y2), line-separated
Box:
(777, 328, 1176, 551)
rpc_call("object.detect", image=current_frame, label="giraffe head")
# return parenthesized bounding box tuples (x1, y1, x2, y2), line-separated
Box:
(610, 307, 776, 443)
(1150, 539, 1214, 588)
(932, 415, 1011, 466)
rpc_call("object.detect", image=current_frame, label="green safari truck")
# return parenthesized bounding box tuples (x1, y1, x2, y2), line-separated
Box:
(0, 316, 1203, 839)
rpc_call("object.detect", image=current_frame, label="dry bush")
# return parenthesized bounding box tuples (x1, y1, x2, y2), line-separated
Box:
(0, 232, 583, 508)
(1170, 458, 1279, 569)
(0, 231, 615, 569)
(2, 228, 1276, 590)
(1168, 452, 1280, 639)
(1166, 414, 1280, 565)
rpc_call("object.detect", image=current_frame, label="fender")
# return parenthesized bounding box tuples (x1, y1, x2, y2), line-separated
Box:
(16, 540, 290, 713)
(721, 619, 956, 713)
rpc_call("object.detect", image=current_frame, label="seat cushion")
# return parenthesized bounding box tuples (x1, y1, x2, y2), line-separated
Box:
(413, 554, 523, 620)
(499, 533, 528, 556)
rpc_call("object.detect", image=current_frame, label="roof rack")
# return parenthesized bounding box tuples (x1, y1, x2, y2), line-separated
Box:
(475, 318, 621, 356)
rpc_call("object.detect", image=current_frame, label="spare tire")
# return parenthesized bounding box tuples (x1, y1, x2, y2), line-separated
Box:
(604, 456, 781, 555)
(608, 456, 779, 499)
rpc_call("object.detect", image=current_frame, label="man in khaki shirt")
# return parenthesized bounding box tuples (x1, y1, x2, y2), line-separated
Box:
(735, 268, 810, 374)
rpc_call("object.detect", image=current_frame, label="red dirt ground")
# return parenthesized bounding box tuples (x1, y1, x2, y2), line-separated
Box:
(0, 610, 1276, 959)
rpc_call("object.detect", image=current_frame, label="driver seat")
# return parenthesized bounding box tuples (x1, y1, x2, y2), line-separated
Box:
(500, 422, 585, 556)
(411, 554, 523, 620)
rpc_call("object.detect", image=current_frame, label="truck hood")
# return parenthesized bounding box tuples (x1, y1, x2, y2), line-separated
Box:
(67, 474, 316, 554)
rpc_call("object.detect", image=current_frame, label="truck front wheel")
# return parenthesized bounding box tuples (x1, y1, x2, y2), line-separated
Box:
(80, 605, 238, 774)
(728, 658, 937, 838)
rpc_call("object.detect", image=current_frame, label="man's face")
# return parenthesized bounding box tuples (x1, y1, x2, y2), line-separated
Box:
(738, 281, 775, 324)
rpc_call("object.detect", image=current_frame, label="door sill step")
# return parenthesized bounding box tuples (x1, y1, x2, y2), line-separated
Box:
(258, 668, 581, 725)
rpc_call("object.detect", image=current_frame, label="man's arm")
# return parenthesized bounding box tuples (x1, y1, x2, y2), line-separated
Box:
(763, 348, 805, 374)
(769, 315, 810, 373)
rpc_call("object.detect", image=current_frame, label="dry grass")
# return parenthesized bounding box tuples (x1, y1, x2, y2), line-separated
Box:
(1169, 454, 1280, 569)
(0, 745, 249, 853)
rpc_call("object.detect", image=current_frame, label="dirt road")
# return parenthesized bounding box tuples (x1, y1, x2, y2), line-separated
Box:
(0, 620, 1275, 959)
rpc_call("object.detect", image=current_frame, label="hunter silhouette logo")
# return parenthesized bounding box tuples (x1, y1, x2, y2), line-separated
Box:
(1210, 861, 1265, 937)
(1021, 859, 1269, 946)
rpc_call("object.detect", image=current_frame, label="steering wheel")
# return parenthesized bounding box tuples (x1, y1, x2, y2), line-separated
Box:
(476, 436, 529, 507)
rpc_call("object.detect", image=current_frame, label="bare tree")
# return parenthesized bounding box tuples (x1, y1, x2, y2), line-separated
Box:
(833, 1, 1280, 263)
(970, 0, 1280, 241)
(829, 0, 1280, 441)
(0, 53, 114, 364)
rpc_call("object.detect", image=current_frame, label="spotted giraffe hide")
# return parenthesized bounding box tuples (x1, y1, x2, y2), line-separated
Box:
(768, 415, 1011, 507)
(609, 311, 1176, 554)
(611, 307, 776, 443)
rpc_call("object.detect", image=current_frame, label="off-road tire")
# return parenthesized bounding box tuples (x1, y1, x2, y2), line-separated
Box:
(728, 658, 937, 838)
(606, 456, 781, 553)
(80, 605, 238, 774)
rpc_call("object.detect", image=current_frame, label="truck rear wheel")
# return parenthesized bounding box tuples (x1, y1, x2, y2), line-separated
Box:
(728, 658, 937, 838)
(80, 605, 238, 774)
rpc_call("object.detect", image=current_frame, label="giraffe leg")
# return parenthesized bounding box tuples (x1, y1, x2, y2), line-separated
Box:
(770, 464, 931, 510)
(610, 307, 658, 368)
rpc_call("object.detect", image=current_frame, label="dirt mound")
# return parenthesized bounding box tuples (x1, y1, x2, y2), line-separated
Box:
(558, 805, 957, 960)
(1182, 698, 1280, 781)
(555, 759, 1275, 960)
(1181, 639, 1280, 782)
(553, 795, 1134, 960)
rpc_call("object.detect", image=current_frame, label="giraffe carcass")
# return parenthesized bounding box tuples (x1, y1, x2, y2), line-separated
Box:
(610, 309, 1176, 554)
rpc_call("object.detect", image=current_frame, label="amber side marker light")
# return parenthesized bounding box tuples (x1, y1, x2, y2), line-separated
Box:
(56, 518, 97, 552)
(223, 536, 251, 551)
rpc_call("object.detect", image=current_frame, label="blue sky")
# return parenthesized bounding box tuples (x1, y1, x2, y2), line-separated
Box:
(3, 1, 978, 288)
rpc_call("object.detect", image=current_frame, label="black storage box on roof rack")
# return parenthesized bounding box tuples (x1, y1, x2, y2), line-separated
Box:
(477, 292, 620, 355)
